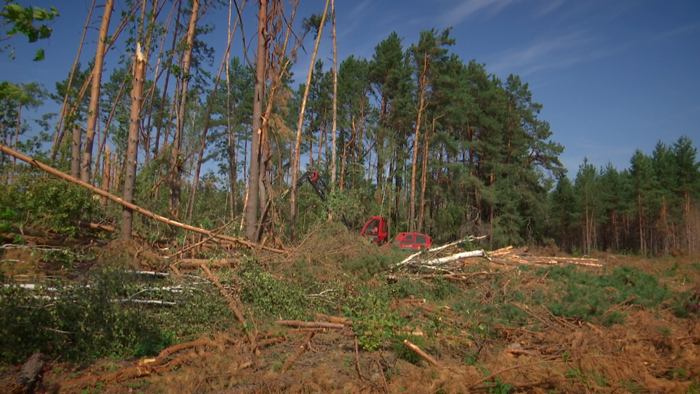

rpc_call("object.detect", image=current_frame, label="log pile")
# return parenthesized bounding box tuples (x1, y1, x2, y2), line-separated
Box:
(395, 237, 603, 275)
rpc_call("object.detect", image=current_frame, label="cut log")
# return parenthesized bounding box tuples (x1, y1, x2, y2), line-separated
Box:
(403, 339, 442, 368)
(14, 352, 45, 393)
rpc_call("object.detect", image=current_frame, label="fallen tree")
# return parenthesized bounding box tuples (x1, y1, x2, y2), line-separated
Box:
(0, 144, 284, 254)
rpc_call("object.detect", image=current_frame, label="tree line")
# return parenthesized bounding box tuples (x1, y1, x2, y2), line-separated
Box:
(1, 0, 698, 255)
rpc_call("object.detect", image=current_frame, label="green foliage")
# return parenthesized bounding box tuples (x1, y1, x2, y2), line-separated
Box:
(0, 2, 59, 61)
(342, 290, 401, 351)
(545, 265, 671, 324)
(487, 377, 514, 394)
(0, 268, 166, 364)
(342, 248, 400, 281)
(238, 262, 309, 320)
(0, 174, 99, 236)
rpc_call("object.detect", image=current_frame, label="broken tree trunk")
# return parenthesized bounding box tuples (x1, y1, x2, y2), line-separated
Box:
(0, 144, 285, 254)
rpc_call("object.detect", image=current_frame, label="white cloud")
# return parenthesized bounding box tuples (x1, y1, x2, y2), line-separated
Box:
(652, 22, 700, 42)
(349, 0, 373, 20)
(487, 31, 593, 76)
(439, 0, 518, 27)
(535, 0, 566, 17)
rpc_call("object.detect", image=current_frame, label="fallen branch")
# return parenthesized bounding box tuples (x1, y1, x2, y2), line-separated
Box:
(0, 144, 285, 254)
(199, 264, 258, 351)
(403, 339, 442, 368)
(354, 336, 364, 380)
(281, 332, 314, 373)
(174, 258, 238, 269)
(275, 320, 346, 330)
(467, 361, 562, 390)
(257, 336, 286, 348)
(314, 313, 351, 325)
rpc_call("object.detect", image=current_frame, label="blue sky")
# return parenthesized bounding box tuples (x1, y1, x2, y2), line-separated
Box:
(2, 0, 699, 175)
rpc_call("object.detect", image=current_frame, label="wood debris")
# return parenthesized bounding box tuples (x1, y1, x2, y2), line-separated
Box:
(395, 237, 603, 274)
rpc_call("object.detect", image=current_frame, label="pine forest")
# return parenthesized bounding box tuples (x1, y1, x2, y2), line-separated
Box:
(1, 0, 698, 256)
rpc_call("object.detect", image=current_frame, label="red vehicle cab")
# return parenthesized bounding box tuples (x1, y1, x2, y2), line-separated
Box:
(392, 232, 432, 251)
(361, 216, 389, 244)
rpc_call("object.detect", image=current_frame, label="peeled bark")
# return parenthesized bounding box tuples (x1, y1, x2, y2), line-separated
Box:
(121, 44, 147, 240)
(81, 0, 115, 184)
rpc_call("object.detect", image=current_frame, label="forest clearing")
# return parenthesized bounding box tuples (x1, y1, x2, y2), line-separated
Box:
(1, 217, 700, 394)
(2, 0, 700, 393)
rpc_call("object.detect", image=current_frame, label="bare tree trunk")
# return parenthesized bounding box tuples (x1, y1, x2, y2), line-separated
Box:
(290, 0, 330, 240)
(185, 6, 242, 222)
(409, 54, 427, 232)
(154, 0, 182, 161)
(121, 45, 147, 239)
(244, 0, 268, 241)
(417, 115, 441, 233)
(102, 145, 111, 207)
(226, 0, 235, 221)
(71, 126, 82, 178)
(169, 0, 199, 219)
(12, 102, 22, 173)
(93, 62, 132, 185)
(81, 0, 115, 184)
(51, 0, 95, 163)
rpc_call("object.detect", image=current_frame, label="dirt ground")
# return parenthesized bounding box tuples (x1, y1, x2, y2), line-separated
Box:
(2, 235, 700, 394)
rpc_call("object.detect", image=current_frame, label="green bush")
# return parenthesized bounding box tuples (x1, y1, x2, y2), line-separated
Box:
(238, 263, 309, 320)
(0, 268, 166, 364)
(545, 265, 671, 324)
(0, 175, 99, 236)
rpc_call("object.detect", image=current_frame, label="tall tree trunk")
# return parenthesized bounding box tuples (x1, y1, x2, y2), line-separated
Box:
(169, 0, 199, 219)
(71, 126, 82, 178)
(226, 0, 235, 221)
(93, 61, 132, 185)
(154, 0, 183, 163)
(330, 0, 338, 190)
(244, 0, 268, 241)
(51, 0, 95, 163)
(121, 44, 147, 239)
(417, 115, 441, 233)
(81, 0, 115, 184)
(409, 54, 427, 232)
(186, 8, 241, 222)
(289, 0, 330, 240)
